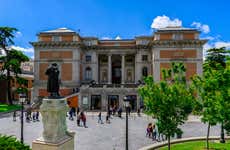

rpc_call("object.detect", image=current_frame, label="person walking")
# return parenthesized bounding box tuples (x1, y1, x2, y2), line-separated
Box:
(152, 124, 157, 140)
(81, 112, 87, 128)
(13, 111, 17, 121)
(98, 112, 103, 124)
(69, 107, 74, 121)
(35, 111, 39, 121)
(32, 112, 36, 122)
(106, 113, 110, 124)
(77, 113, 81, 126)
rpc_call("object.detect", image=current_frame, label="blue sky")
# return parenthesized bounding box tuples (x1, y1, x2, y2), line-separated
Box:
(1, 0, 230, 58)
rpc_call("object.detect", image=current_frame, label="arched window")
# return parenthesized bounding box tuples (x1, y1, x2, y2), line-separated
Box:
(142, 67, 148, 77)
(85, 67, 92, 80)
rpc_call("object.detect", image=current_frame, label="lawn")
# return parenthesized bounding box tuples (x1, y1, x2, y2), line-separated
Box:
(0, 104, 21, 112)
(160, 140, 230, 150)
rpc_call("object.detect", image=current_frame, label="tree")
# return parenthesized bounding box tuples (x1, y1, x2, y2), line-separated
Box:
(204, 47, 230, 143)
(0, 27, 18, 104)
(192, 62, 230, 149)
(0, 49, 29, 104)
(139, 62, 194, 150)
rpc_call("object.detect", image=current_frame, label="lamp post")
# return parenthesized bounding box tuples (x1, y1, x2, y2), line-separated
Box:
(123, 96, 130, 150)
(19, 93, 26, 144)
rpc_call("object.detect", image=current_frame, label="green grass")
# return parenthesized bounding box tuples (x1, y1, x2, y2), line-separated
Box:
(159, 140, 230, 150)
(0, 104, 21, 112)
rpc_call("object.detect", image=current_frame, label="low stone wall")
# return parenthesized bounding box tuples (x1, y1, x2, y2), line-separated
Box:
(139, 136, 230, 150)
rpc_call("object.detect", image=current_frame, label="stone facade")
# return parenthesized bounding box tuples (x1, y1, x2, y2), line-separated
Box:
(31, 27, 207, 111)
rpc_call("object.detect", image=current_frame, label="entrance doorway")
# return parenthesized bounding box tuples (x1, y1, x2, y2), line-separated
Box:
(91, 95, 101, 110)
(112, 55, 121, 84)
(126, 95, 137, 111)
(108, 95, 119, 110)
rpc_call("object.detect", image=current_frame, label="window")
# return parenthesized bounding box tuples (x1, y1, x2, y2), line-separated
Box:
(52, 36, 61, 42)
(127, 69, 132, 81)
(142, 55, 148, 61)
(173, 33, 183, 40)
(102, 69, 107, 81)
(126, 56, 133, 62)
(142, 67, 148, 77)
(85, 67, 92, 80)
(85, 55, 91, 62)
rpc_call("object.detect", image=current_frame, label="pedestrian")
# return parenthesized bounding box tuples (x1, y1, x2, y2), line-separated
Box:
(13, 111, 16, 121)
(77, 113, 81, 126)
(106, 113, 110, 124)
(98, 112, 103, 124)
(69, 107, 74, 121)
(77, 107, 80, 115)
(146, 123, 153, 138)
(137, 108, 141, 117)
(73, 107, 76, 116)
(32, 112, 36, 122)
(118, 107, 122, 118)
(35, 111, 39, 121)
(81, 111, 87, 128)
(152, 124, 157, 140)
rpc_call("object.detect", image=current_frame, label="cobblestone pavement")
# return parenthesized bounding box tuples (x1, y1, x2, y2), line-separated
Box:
(0, 112, 221, 150)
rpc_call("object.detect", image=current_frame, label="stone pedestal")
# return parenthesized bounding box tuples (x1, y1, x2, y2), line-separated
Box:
(32, 98, 75, 150)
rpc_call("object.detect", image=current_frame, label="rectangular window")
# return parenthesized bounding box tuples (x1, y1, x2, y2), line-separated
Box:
(85, 55, 91, 62)
(173, 33, 183, 40)
(142, 55, 148, 61)
(52, 36, 61, 42)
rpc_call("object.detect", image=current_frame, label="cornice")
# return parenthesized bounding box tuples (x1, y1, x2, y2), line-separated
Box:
(150, 40, 207, 48)
(30, 41, 82, 48)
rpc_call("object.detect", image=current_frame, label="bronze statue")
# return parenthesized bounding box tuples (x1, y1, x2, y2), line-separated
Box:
(45, 63, 60, 97)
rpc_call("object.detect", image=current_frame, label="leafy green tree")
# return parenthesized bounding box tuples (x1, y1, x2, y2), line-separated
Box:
(0, 27, 18, 104)
(204, 47, 230, 143)
(0, 49, 29, 104)
(139, 62, 194, 150)
(192, 63, 230, 149)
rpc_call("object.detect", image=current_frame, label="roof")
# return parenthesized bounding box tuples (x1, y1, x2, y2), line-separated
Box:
(40, 27, 76, 34)
(156, 26, 199, 33)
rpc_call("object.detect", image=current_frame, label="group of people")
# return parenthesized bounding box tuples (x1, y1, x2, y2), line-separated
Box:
(98, 112, 111, 124)
(146, 123, 157, 141)
(68, 107, 87, 128)
(13, 110, 39, 122)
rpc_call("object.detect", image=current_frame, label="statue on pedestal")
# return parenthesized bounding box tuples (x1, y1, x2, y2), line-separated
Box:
(45, 63, 60, 97)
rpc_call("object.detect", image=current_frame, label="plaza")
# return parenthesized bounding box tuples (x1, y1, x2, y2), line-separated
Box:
(0, 112, 220, 150)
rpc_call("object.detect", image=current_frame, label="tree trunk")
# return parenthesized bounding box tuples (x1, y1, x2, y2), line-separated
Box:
(4, 46, 12, 105)
(220, 122, 225, 143)
(206, 123, 210, 150)
(167, 135, 170, 150)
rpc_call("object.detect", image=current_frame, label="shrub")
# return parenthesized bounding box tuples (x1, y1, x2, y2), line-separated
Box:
(0, 134, 31, 150)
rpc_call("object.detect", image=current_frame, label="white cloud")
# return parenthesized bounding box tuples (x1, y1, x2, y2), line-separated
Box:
(203, 36, 215, 41)
(30, 55, 34, 59)
(191, 22, 210, 34)
(151, 15, 182, 29)
(115, 36, 121, 40)
(214, 42, 230, 49)
(101, 37, 111, 40)
(15, 31, 22, 37)
(10, 46, 34, 53)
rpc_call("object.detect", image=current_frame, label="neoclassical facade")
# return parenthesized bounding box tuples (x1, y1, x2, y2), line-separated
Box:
(31, 27, 206, 111)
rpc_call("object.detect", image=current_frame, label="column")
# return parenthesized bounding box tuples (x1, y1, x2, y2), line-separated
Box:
(108, 54, 112, 84)
(95, 53, 99, 83)
(121, 54, 125, 84)
(134, 54, 138, 84)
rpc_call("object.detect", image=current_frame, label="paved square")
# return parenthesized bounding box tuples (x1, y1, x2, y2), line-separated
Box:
(0, 112, 220, 150)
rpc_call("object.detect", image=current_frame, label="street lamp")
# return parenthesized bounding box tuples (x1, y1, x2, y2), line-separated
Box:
(123, 96, 130, 150)
(19, 93, 26, 144)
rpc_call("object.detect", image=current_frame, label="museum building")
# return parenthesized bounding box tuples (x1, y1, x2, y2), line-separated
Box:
(31, 26, 206, 111)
